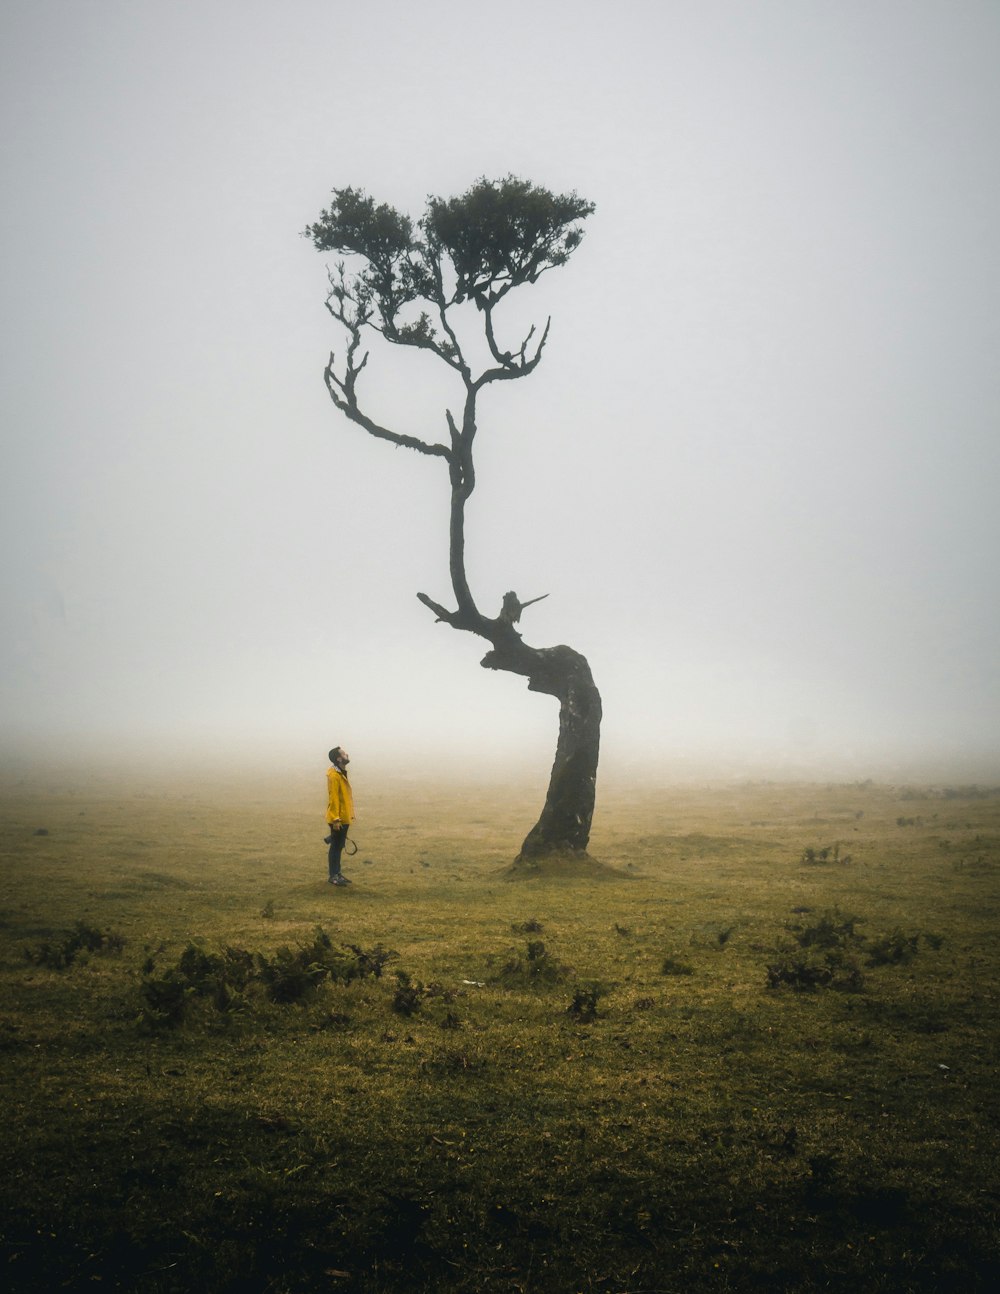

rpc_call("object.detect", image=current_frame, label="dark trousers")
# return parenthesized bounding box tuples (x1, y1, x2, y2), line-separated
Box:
(327, 825, 349, 877)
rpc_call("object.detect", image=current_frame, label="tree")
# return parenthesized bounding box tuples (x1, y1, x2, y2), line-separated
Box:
(305, 176, 600, 862)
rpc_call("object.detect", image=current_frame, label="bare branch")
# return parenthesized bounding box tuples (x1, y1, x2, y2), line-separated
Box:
(323, 354, 451, 460)
(428, 254, 472, 384)
(475, 317, 551, 390)
(416, 591, 483, 633)
(483, 303, 516, 369)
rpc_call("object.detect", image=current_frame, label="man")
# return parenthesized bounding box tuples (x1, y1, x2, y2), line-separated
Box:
(325, 746, 355, 886)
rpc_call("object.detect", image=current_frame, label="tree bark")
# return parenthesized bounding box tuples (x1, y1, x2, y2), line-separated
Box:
(481, 642, 602, 859)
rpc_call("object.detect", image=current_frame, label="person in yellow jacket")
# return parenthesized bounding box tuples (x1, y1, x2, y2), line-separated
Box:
(325, 746, 355, 885)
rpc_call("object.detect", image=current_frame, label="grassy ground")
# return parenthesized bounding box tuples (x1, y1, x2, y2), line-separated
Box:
(1, 769, 998, 1292)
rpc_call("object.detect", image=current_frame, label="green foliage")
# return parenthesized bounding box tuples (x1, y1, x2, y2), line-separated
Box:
(765, 948, 866, 992)
(306, 185, 415, 262)
(138, 972, 191, 1027)
(865, 928, 921, 966)
(791, 909, 864, 950)
(391, 969, 423, 1016)
(24, 921, 125, 969)
(423, 175, 594, 304)
(494, 938, 570, 986)
(305, 175, 593, 341)
(767, 910, 937, 991)
(347, 941, 397, 978)
(566, 982, 605, 1022)
(767, 910, 867, 991)
(801, 842, 851, 865)
(138, 931, 396, 1026)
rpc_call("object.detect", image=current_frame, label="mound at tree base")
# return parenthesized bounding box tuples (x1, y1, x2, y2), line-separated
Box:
(504, 849, 629, 880)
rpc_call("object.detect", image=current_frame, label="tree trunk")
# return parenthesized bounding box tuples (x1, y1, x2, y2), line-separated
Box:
(416, 403, 602, 862)
(481, 642, 602, 860)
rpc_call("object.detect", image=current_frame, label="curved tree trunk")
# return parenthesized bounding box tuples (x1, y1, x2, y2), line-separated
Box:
(485, 644, 602, 859)
(414, 429, 603, 859)
(337, 448, 603, 860)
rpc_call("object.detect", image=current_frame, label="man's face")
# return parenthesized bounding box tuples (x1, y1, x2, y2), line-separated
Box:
(339, 749, 350, 767)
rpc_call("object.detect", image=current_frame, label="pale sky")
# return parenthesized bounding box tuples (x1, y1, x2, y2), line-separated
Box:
(2, 0, 998, 783)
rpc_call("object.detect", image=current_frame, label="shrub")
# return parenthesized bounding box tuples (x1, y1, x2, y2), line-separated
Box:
(392, 970, 423, 1016)
(767, 910, 867, 991)
(25, 921, 126, 970)
(495, 939, 569, 986)
(139, 973, 191, 1027)
(138, 929, 396, 1027)
(788, 910, 864, 951)
(256, 944, 330, 1004)
(767, 907, 940, 992)
(866, 929, 920, 966)
(661, 956, 694, 977)
(766, 950, 865, 993)
(567, 984, 605, 1022)
(255, 929, 382, 1002)
(348, 943, 397, 978)
(801, 844, 851, 865)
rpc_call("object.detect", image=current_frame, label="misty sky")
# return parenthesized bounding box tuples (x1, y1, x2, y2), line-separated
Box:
(2, 0, 998, 782)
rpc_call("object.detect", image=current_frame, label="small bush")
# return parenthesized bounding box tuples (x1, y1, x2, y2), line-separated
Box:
(768, 908, 940, 992)
(768, 909, 867, 992)
(25, 921, 126, 970)
(766, 950, 865, 993)
(661, 956, 694, 977)
(801, 844, 851, 866)
(567, 984, 605, 1022)
(348, 943, 397, 978)
(256, 944, 330, 1004)
(139, 973, 191, 1027)
(866, 929, 920, 966)
(392, 970, 423, 1016)
(790, 910, 864, 951)
(495, 939, 570, 986)
(138, 928, 394, 1028)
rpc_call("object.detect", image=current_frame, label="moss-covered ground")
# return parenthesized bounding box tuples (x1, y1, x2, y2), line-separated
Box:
(1, 769, 998, 1291)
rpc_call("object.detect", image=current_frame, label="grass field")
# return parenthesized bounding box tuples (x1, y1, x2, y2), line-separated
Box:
(1, 767, 998, 1292)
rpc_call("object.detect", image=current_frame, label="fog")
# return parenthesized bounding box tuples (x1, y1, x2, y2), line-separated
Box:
(2, 0, 999, 787)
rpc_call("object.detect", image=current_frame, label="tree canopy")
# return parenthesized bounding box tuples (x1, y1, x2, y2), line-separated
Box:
(304, 176, 594, 373)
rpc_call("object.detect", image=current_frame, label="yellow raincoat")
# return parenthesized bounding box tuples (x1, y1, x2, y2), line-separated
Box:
(326, 766, 354, 825)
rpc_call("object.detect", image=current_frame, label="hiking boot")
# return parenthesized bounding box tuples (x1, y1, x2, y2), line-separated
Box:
(328, 874, 347, 886)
